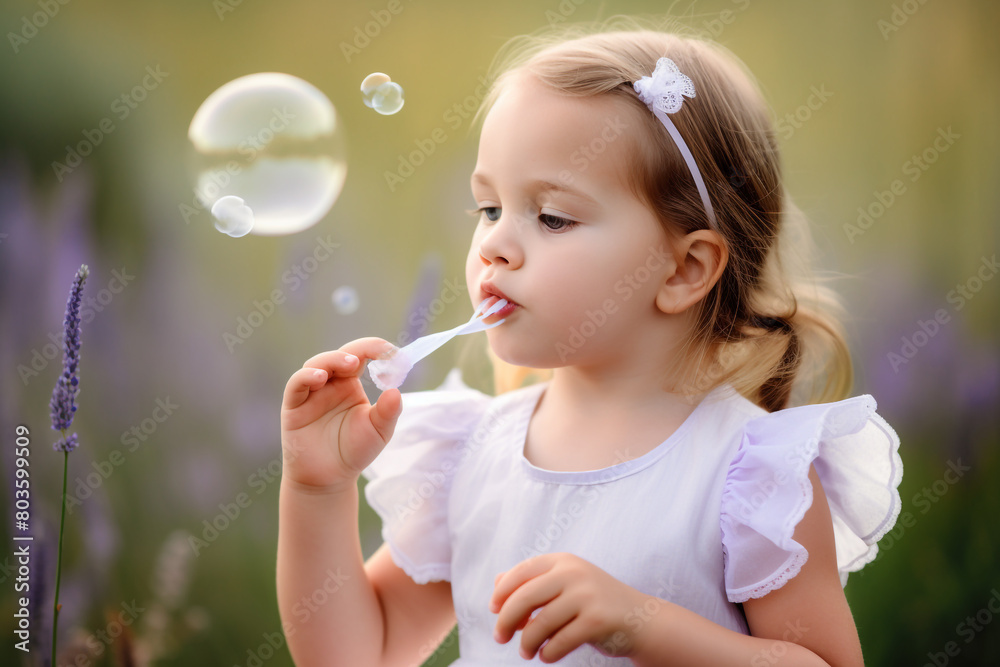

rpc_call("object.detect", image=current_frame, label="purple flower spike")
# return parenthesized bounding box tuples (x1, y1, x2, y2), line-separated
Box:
(53, 433, 79, 453)
(49, 265, 88, 433)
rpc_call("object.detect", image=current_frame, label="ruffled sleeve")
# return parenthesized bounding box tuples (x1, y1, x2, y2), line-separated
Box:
(719, 394, 902, 603)
(360, 368, 492, 584)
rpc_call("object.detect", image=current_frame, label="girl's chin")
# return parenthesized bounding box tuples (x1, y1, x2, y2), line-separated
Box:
(486, 339, 559, 370)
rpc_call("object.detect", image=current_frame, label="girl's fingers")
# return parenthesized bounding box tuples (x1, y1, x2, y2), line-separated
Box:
(494, 574, 562, 644)
(283, 339, 398, 411)
(491, 557, 549, 615)
(301, 338, 398, 377)
(529, 609, 590, 664)
(368, 387, 403, 443)
(282, 366, 335, 410)
(517, 594, 578, 662)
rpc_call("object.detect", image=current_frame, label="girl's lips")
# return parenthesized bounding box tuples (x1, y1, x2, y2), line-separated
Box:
(480, 281, 518, 307)
(481, 295, 518, 320)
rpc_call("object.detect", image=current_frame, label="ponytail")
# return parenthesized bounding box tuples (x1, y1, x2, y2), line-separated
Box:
(748, 314, 799, 412)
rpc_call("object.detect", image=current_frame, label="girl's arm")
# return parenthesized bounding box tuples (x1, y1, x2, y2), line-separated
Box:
(276, 340, 456, 667)
(628, 466, 864, 666)
(277, 481, 457, 667)
(277, 479, 387, 666)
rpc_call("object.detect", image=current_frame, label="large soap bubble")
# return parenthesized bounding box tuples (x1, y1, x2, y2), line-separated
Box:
(188, 73, 346, 235)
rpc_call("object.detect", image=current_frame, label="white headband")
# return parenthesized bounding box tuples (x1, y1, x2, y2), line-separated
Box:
(633, 57, 718, 229)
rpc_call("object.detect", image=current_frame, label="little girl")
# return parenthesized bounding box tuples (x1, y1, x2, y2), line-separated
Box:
(277, 21, 903, 666)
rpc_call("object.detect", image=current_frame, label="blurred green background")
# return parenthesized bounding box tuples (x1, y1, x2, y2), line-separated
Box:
(1, 0, 998, 665)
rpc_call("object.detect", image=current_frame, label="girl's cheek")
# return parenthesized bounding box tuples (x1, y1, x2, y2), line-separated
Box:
(465, 256, 482, 302)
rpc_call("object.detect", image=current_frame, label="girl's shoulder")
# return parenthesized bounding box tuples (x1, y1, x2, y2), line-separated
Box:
(717, 387, 903, 602)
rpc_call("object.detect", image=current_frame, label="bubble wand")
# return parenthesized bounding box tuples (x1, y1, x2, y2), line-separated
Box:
(368, 297, 508, 390)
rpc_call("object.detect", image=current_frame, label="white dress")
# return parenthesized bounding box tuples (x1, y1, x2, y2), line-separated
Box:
(360, 369, 903, 665)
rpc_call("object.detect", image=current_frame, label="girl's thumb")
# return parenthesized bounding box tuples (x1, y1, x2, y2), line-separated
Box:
(370, 389, 403, 441)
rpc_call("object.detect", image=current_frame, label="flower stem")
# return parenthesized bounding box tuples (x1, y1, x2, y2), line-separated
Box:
(52, 440, 69, 667)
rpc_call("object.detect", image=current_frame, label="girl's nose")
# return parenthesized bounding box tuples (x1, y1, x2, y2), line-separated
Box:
(477, 210, 524, 268)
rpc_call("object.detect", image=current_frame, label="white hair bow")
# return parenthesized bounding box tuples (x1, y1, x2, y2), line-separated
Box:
(633, 57, 697, 115)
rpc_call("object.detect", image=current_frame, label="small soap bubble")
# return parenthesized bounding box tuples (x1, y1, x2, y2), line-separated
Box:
(188, 72, 347, 235)
(361, 72, 404, 115)
(332, 286, 359, 314)
(211, 195, 255, 238)
(372, 82, 404, 115)
(360, 72, 390, 106)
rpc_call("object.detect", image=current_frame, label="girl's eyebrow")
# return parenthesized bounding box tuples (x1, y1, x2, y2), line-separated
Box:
(470, 172, 600, 207)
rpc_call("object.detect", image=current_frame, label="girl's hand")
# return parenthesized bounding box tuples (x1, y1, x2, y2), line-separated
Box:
(280, 338, 403, 493)
(490, 552, 654, 663)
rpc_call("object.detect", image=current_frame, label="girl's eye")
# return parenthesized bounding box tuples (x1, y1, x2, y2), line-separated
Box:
(466, 206, 577, 230)
(479, 207, 501, 222)
(465, 207, 501, 223)
(539, 212, 577, 231)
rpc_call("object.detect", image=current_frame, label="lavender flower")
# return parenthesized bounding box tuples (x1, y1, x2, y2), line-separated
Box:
(49, 263, 89, 667)
(54, 433, 79, 453)
(49, 264, 88, 448)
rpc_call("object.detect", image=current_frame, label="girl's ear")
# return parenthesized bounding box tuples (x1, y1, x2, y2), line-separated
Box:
(655, 229, 728, 314)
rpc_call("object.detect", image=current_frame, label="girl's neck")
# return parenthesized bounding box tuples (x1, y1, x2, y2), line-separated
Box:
(544, 365, 707, 425)
(524, 368, 710, 472)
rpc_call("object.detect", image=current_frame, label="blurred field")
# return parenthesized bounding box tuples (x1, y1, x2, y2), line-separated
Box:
(1, 1, 998, 665)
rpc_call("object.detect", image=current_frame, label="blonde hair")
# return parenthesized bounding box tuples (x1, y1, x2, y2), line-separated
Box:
(462, 16, 853, 411)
